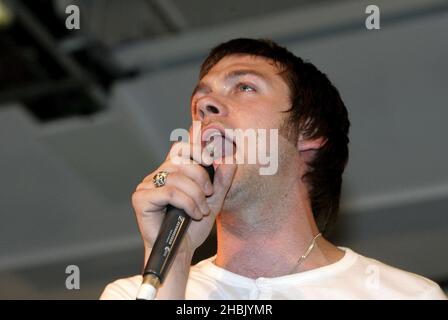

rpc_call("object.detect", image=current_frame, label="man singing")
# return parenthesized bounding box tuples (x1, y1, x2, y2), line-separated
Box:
(101, 38, 446, 299)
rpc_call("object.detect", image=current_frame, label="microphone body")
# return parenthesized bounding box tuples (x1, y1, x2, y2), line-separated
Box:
(136, 165, 215, 300)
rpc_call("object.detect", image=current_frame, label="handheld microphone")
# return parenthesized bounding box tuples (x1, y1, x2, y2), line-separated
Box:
(136, 164, 215, 300)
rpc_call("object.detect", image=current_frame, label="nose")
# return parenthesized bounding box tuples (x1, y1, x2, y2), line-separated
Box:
(196, 97, 228, 120)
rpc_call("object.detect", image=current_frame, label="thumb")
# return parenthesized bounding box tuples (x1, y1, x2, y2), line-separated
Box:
(207, 162, 237, 212)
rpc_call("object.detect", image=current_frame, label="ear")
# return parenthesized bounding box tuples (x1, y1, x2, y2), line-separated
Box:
(297, 135, 327, 152)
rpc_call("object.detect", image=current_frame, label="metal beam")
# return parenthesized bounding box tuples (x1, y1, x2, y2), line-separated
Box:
(114, 0, 448, 72)
(148, 0, 189, 33)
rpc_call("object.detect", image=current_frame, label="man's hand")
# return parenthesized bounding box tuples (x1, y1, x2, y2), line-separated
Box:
(132, 141, 236, 263)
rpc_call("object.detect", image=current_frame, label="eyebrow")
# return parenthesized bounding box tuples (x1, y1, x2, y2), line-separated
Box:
(191, 69, 269, 98)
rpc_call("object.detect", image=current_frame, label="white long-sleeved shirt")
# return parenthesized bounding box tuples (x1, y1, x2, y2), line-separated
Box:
(100, 248, 446, 300)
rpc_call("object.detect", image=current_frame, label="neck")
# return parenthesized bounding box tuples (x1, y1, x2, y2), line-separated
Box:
(214, 175, 344, 279)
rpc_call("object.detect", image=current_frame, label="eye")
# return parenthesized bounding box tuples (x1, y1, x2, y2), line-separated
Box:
(237, 83, 256, 93)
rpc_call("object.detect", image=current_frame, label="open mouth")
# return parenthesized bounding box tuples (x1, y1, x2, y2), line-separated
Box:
(201, 127, 236, 166)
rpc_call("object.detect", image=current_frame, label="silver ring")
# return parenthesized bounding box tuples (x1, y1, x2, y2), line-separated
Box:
(153, 171, 168, 188)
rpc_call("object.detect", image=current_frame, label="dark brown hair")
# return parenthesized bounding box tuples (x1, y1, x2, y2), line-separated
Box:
(199, 38, 350, 234)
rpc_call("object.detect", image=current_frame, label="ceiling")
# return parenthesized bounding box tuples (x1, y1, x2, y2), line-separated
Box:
(0, 0, 447, 299)
(51, 0, 335, 47)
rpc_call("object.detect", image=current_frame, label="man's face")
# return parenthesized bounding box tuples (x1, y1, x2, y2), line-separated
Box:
(191, 54, 291, 134)
(190, 54, 296, 208)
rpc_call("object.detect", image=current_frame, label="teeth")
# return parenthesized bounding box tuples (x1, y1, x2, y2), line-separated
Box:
(202, 128, 235, 160)
(203, 130, 222, 142)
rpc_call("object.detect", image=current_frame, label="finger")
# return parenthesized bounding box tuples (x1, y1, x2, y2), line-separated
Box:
(132, 186, 203, 220)
(142, 162, 213, 196)
(138, 173, 210, 215)
(167, 140, 214, 167)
